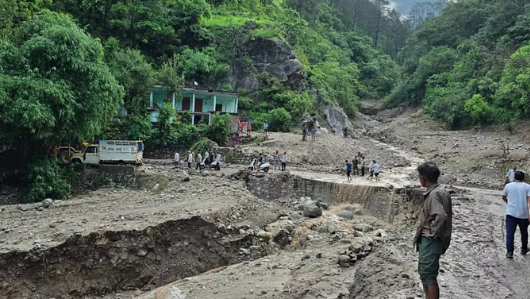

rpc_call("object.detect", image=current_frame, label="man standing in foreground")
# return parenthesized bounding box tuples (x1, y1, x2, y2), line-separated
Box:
(502, 170, 530, 258)
(413, 162, 452, 299)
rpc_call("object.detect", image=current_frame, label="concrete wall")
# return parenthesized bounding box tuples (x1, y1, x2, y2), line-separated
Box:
(244, 173, 424, 223)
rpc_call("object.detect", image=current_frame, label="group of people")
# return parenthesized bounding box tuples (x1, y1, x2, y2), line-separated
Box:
(250, 151, 289, 172)
(272, 150, 289, 171)
(173, 150, 221, 172)
(302, 126, 317, 141)
(345, 154, 380, 181)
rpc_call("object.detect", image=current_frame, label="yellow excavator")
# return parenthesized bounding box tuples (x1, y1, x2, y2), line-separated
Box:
(49, 142, 90, 164)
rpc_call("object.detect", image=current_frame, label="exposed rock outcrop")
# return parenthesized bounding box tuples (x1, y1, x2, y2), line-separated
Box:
(230, 37, 304, 91)
(324, 105, 354, 137)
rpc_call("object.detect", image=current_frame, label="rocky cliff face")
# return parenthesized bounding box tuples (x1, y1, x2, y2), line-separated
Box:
(324, 105, 354, 137)
(229, 37, 304, 91)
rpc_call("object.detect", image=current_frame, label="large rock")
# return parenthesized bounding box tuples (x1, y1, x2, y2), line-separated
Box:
(137, 286, 186, 299)
(180, 171, 190, 182)
(303, 204, 323, 218)
(353, 223, 373, 232)
(343, 204, 363, 215)
(324, 105, 353, 137)
(229, 37, 304, 91)
(266, 220, 295, 248)
(335, 210, 353, 220)
(41, 198, 53, 208)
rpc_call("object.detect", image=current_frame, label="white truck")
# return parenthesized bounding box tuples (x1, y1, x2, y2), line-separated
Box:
(70, 140, 144, 165)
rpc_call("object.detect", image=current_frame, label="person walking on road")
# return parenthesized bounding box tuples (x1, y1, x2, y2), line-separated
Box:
(204, 150, 210, 168)
(502, 170, 530, 259)
(187, 151, 193, 172)
(373, 160, 380, 181)
(264, 121, 269, 137)
(352, 156, 359, 176)
(311, 127, 317, 141)
(361, 156, 366, 176)
(346, 160, 352, 182)
(302, 127, 308, 141)
(174, 151, 180, 169)
(195, 152, 202, 172)
(414, 162, 452, 299)
(281, 152, 288, 171)
(368, 160, 374, 180)
(273, 150, 280, 170)
(506, 166, 517, 185)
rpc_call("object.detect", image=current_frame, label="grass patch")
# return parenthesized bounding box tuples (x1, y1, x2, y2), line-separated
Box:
(202, 15, 274, 28)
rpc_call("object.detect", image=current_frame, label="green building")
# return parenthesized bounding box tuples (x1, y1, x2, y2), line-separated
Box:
(149, 86, 239, 125)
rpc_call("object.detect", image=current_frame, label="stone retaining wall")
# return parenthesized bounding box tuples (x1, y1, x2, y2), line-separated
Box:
(74, 165, 137, 190)
(244, 172, 424, 223)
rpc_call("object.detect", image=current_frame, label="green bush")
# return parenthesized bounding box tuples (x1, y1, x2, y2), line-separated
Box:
(190, 137, 216, 155)
(173, 124, 201, 149)
(464, 94, 492, 124)
(268, 108, 292, 132)
(128, 116, 154, 140)
(180, 111, 193, 124)
(206, 112, 231, 145)
(23, 160, 72, 203)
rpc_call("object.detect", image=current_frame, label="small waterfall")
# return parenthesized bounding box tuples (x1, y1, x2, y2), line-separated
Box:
(332, 184, 375, 206)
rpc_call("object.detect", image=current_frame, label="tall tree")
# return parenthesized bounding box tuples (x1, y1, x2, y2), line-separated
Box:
(0, 12, 124, 158)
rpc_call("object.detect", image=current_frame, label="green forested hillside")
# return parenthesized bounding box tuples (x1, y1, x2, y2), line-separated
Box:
(0, 0, 409, 201)
(386, 0, 530, 128)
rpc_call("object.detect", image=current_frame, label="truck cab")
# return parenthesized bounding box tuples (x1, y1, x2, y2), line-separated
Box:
(70, 144, 100, 165)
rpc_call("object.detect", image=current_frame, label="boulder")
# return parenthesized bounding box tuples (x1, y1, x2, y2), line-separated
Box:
(343, 204, 363, 215)
(42, 198, 53, 208)
(180, 171, 190, 182)
(317, 202, 330, 210)
(324, 105, 353, 137)
(335, 210, 353, 220)
(137, 286, 186, 299)
(353, 223, 373, 232)
(266, 220, 295, 236)
(256, 230, 273, 241)
(374, 229, 388, 238)
(303, 204, 322, 218)
(338, 255, 352, 268)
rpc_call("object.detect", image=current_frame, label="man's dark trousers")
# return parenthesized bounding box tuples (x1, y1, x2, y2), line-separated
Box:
(506, 214, 529, 253)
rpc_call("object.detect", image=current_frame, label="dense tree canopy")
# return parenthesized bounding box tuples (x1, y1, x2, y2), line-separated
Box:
(0, 12, 124, 157)
(386, 0, 530, 128)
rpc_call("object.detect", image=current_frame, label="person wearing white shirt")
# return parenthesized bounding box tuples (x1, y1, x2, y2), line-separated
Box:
(187, 151, 193, 171)
(204, 150, 210, 168)
(281, 152, 288, 171)
(502, 170, 530, 258)
(373, 161, 380, 181)
(174, 152, 180, 168)
(368, 160, 374, 180)
(506, 166, 517, 184)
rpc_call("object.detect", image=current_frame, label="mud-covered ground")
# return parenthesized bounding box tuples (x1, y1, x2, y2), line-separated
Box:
(3, 105, 530, 299)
